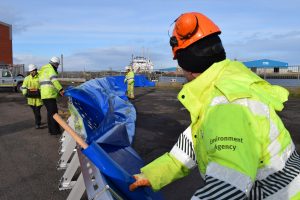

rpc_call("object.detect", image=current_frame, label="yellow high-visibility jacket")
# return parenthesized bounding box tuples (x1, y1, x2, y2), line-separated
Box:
(38, 64, 63, 99)
(141, 59, 300, 200)
(21, 74, 43, 106)
(125, 71, 135, 84)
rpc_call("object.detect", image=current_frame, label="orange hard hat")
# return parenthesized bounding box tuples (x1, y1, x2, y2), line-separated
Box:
(170, 12, 221, 59)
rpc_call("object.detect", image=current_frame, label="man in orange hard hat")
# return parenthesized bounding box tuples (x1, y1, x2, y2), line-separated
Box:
(129, 12, 300, 199)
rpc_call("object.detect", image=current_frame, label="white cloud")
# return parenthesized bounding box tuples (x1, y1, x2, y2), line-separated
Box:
(14, 44, 177, 71)
(4, 0, 300, 70)
(13, 54, 49, 71)
(225, 30, 300, 65)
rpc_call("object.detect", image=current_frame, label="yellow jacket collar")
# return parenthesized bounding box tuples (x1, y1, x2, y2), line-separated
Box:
(178, 59, 289, 123)
(178, 59, 231, 123)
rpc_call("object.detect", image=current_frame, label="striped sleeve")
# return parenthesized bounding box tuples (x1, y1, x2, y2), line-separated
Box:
(191, 175, 247, 200)
(250, 150, 300, 199)
(170, 126, 197, 169)
(141, 126, 195, 191)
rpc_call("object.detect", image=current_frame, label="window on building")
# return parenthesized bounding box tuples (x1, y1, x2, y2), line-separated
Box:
(274, 67, 279, 73)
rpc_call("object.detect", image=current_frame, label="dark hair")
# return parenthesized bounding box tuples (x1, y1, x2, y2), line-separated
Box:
(176, 34, 226, 73)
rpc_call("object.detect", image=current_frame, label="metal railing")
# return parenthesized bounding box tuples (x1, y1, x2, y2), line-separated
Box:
(251, 65, 300, 80)
(55, 65, 300, 84)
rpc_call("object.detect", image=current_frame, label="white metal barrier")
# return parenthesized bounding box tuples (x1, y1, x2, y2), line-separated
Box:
(57, 115, 122, 200)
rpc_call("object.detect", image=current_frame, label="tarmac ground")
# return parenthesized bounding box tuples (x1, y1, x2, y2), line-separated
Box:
(0, 86, 299, 200)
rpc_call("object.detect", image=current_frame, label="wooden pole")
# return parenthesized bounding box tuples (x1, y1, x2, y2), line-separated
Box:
(53, 113, 88, 149)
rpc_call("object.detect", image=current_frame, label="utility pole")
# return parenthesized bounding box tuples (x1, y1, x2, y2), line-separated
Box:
(84, 66, 86, 79)
(61, 54, 64, 78)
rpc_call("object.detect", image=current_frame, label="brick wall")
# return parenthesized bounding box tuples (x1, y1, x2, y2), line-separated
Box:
(0, 22, 13, 65)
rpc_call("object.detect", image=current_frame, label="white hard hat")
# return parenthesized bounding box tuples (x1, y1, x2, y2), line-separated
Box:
(125, 66, 131, 70)
(49, 56, 60, 65)
(28, 64, 37, 72)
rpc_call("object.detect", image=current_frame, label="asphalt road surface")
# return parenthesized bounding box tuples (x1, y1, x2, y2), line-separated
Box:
(0, 88, 69, 200)
(0, 87, 299, 200)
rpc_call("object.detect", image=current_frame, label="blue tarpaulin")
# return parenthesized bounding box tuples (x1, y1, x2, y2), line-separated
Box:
(111, 75, 155, 87)
(65, 77, 135, 144)
(65, 77, 163, 200)
(133, 75, 155, 87)
(83, 142, 162, 200)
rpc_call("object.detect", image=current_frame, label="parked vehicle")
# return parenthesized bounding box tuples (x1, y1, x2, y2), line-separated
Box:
(0, 64, 25, 92)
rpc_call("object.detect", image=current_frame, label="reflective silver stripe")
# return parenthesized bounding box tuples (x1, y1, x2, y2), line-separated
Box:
(210, 96, 300, 198)
(210, 96, 287, 179)
(234, 98, 269, 117)
(210, 96, 228, 106)
(170, 126, 197, 169)
(40, 81, 55, 88)
(269, 120, 280, 142)
(265, 173, 300, 200)
(21, 87, 27, 90)
(40, 81, 53, 85)
(206, 162, 253, 195)
(50, 75, 58, 80)
(210, 96, 269, 117)
(191, 175, 247, 200)
(257, 143, 295, 180)
(40, 84, 55, 88)
(258, 150, 300, 199)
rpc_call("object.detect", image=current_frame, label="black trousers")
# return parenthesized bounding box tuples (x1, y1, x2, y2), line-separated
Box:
(30, 105, 42, 126)
(43, 98, 61, 135)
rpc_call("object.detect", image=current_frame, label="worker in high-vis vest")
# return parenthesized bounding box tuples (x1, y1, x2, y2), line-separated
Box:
(129, 12, 300, 199)
(39, 56, 64, 135)
(21, 64, 43, 129)
(124, 67, 135, 99)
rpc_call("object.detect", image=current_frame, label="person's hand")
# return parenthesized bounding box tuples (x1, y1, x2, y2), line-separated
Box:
(59, 89, 65, 96)
(129, 173, 151, 191)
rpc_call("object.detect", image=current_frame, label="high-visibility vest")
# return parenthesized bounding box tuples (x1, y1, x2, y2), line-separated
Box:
(38, 64, 63, 99)
(141, 59, 300, 199)
(125, 71, 135, 84)
(21, 74, 43, 106)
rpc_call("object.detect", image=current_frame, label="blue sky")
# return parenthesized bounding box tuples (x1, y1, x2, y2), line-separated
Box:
(1, 0, 300, 71)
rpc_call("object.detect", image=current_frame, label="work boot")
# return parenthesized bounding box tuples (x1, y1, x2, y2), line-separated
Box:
(35, 125, 40, 129)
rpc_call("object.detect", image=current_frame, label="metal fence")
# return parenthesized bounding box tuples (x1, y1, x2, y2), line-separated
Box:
(59, 71, 124, 80)
(251, 65, 300, 80)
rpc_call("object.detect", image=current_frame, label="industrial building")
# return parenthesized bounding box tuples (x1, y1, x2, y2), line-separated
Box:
(243, 59, 289, 74)
(0, 21, 13, 65)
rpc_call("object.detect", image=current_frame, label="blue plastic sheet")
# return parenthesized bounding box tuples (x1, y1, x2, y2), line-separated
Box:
(133, 75, 155, 87)
(83, 142, 162, 200)
(65, 77, 136, 144)
(65, 77, 163, 200)
(108, 75, 155, 87)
